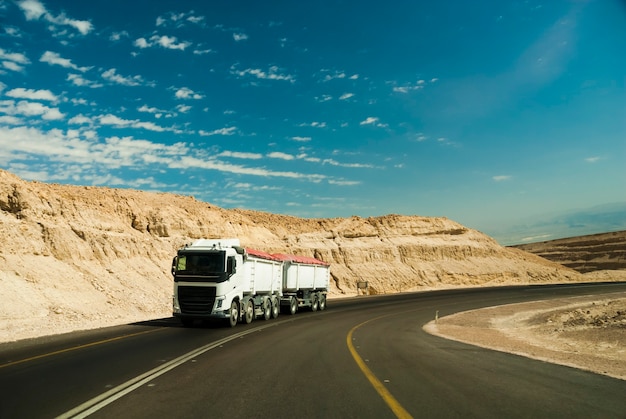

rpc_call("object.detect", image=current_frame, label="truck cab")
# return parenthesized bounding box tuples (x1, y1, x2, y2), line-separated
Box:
(172, 239, 245, 326)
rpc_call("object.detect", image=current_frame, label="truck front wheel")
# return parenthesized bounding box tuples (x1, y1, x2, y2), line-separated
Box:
(227, 301, 239, 327)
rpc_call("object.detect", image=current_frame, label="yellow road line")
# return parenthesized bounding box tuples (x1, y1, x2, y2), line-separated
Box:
(347, 317, 414, 419)
(0, 328, 162, 369)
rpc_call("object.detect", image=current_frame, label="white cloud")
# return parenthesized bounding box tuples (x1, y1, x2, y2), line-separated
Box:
(17, 0, 46, 20)
(67, 73, 102, 88)
(156, 11, 205, 28)
(493, 175, 512, 182)
(218, 150, 263, 159)
(134, 34, 192, 51)
(40, 51, 89, 72)
(267, 152, 295, 160)
(155, 35, 191, 50)
(193, 48, 214, 55)
(291, 136, 311, 142)
(5, 88, 58, 102)
(109, 31, 129, 42)
(4, 26, 23, 38)
(299, 121, 327, 128)
(321, 70, 346, 82)
(176, 104, 191, 113)
(233, 33, 248, 41)
(0, 115, 22, 125)
(134, 37, 150, 49)
(2, 61, 25, 72)
(231, 65, 295, 83)
(339, 93, 354, 100)
(101, 68, 144, 86)
(0, 99, 64, 120)
(17, 0, 93, 35)
(174, 87, 204, 100)
(68, 114, 93, 125)
(585, 156, 601, 163)
(98, 114, 171, 132)
(360, 117, 379, 125)
(328, 179, 361, 186)
(0, 48, 30, 65)
(199, 127, 237, 136)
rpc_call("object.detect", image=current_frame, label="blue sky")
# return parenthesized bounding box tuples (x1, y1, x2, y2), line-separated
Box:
(1, 0, 624, 245)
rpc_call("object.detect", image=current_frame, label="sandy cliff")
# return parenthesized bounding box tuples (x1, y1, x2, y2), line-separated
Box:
(0, 169, 584, 342)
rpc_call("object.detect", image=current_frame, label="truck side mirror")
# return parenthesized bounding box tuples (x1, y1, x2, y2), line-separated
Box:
(171, 256, 177, 276)
(227, 256, 236, 275)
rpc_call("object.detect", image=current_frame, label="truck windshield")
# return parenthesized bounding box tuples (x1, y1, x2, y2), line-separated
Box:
(176, 252, 225, 276)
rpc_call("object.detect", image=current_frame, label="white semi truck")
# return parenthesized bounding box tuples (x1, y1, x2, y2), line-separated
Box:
(171, 239, 330, 327)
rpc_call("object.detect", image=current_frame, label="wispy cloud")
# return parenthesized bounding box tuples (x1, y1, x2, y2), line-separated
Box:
(97, 114, 173, 132)
(5, 88, 58, 102)
(268, 151, 295, 160)
(493, 175, 512, 182)
(585, 156, 601, 163)
(67, 73, 103, 88)
(134, 34, 191, 51)
(199, 127, 237, 136)
(231, 65, 295, 83)
(40, 51, 90, 72)
(101, 68, 146, 86)
(360, 116, 379, 125)
(219, 150, 263, 159)
(233, 33, 248, 42)
(156, 11, 205, 28)
(17, 0, 93, 35)
(173, 87, 204, 100)
(0, 99, 64, 120)
(0, 48, 30, 72)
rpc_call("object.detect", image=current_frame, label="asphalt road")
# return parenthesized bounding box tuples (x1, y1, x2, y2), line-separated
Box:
(1, 283, 625, 419)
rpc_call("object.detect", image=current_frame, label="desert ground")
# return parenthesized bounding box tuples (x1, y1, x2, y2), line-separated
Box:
(426, 275, 626, 381)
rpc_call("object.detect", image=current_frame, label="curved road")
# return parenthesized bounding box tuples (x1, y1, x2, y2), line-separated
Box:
(1, 283, 625, 418)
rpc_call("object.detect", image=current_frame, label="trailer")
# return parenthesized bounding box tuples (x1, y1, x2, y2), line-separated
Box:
(171, 239, 330, 327)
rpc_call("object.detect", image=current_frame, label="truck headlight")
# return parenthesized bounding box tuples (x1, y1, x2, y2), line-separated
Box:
(173, 297, 181, 313)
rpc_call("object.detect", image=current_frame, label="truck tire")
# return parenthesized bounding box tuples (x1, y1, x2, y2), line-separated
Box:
(262, 298, 271, 320)
(243, 299, 254, 324)
(318, 293, 326, 311)
(271, 296, 279, 319)
(311, 296, 319, 312)
(289, 296, 298, 315)
(226, 300, 239, 328)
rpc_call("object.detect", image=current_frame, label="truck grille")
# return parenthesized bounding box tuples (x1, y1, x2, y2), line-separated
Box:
(178, 286, 217, 315)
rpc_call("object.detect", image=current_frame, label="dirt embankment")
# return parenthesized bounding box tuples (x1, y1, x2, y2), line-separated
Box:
(512, 230, 626, 273)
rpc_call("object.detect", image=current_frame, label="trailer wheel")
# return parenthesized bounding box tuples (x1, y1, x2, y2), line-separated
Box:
(271, 297, 280, 319)
(318, 294, 326, 311)
(226, 300, 239, 327)
(289, 296, 298, 315)
(262, 298, 272, 320)
(311, 296, 319, 312)
(243, 299, 254, 324)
